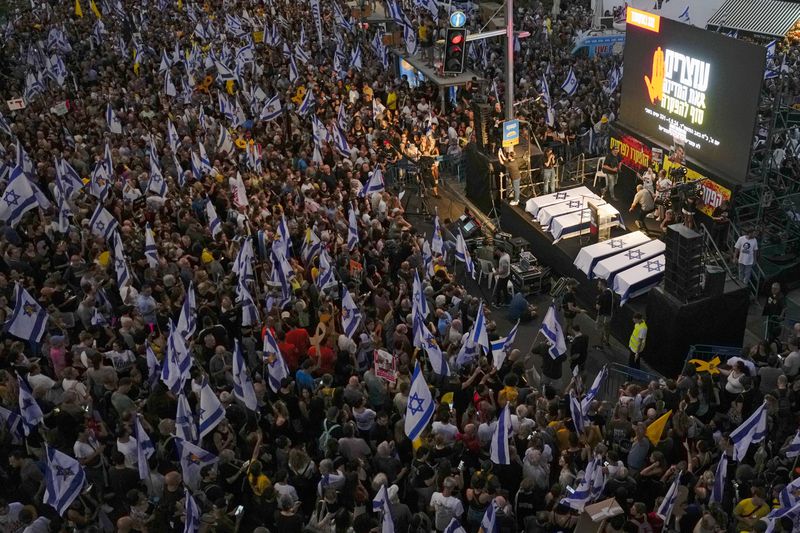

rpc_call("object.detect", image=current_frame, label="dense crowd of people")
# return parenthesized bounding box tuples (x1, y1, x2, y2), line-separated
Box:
(0, 0, 799, 531)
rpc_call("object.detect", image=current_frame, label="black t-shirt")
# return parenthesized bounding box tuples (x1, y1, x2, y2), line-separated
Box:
(596, 288, 613, 317)
(605, 153, 621, 173)
(562, 291, 577, 318)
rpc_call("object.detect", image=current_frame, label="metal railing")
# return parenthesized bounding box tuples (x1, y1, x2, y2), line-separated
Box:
(682, 344, 742, 373)
(597, 362, 663, 404)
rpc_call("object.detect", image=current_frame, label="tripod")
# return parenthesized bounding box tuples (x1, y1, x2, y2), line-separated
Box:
(401, 162, 432, 217)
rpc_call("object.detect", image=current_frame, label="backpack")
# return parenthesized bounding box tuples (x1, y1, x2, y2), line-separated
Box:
(318, 419, 340, 452)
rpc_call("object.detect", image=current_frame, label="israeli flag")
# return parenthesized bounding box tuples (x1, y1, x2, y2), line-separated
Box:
(471, 300, 490, 352)
(217, 126, 235, 158)
(90, 308, 105, 327)
(145, 341, 161, 387)
(198, 142, 212, 174)
(766, 40, 777, 60)
(0, 164, 40, 228)
(111, 231, 130, 288)
(560, 68, 579, 96)
(264, 328, 290, 392)
(232, 340, 258, 411)
(455, 230, 475, 278)
(316, 249, 336, 291)
(56, 158, 83, 199)
(423, 326, 449, 377)
(372, 484, 395, 533)
(88, 203, 119, 241)
(405, 361, 434, 441)
(161, 324, 192, 394)
(569, 390, 586, 433)
(144, 224, 159, 269)
(785, 430, 800, 458)
(729, 402, 768, 460)
(289, 54, 299, 83)
(444, 518, 467, 533)
(17, 374, 44, 434)
(184, 489, 201, 533)
(432, 213, 444, 255)
(351, 44, 363, 71)
(333, 125, 351, 158)
(341, 287, 362, 339)
(710, 453, 727, 503)
(540, 304, 566, 359)
(6, 283, 50, 345)
(89, 163, 110, 202)
(358, 167, 385, 198)
(164, 70, 176, 97)
(167, 120, 180, 152)
(767, 497, 800, 525)
(301, 228, 322, 264)
(678, 6, 690, 23)
(206, 200, 222, 238)
(656, 471, 682, 523)
(422, 241, 434, 279)
(541, 75, 551, 106)
(176, 282, 197, 340)
(133, 414, 155, 480)
(177, 438, 219, 490)
(416, 0, 439, 23)
(347, 206, 359, 251)
(259, 95, 282, 121)
(175, 391, 197, 444)
(581, 365, 608, 412)
(0, 405, 24, 443)
(148, 154, 167, 198)
(43, 446, 86, 516)
(297, 88, 315, 117)
(490, 404, 512, 465)
(491, 320, 519, 369)
(198, 380, 225, 438)
(337, 101, 348, 130)
(159, 49, 172, 73)
(106, 103, 123, 134)
(779, 474, 800, 508)
(215, 60, 236, 82)
(480, 501, 499, 533)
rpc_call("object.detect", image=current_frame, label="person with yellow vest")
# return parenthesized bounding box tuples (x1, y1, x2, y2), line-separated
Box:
(629, 313, 647, 369)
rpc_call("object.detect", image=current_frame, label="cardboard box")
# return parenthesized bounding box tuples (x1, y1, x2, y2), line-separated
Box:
(574, 498, 624, 533)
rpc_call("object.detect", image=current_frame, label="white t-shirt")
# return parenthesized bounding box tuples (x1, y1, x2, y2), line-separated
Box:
(431, 421, 459, 442)
(735, 236, 759, 265)
(783, 350, 800, 377)
(430, 492, 464, 531)
(117, 437, 138, 468)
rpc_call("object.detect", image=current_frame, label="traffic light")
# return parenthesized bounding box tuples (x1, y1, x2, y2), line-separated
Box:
(443, 28, 467, 74)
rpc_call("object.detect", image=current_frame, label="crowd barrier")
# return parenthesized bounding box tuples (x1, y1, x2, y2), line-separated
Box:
(597, 362, 663, 404)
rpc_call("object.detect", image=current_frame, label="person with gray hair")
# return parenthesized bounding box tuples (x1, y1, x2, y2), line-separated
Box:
(430, 476, 464, 532)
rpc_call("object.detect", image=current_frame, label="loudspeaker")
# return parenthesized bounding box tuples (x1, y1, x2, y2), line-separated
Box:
(465, 146, 499, 215)
(472, 103, 493, 151)
(704, 265, 725, 296)
(663, 224, 703, 302)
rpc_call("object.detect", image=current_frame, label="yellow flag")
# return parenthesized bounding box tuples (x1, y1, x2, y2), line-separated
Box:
(225, 80, 235, 95)
(89, 0, 101, 18)
(74, 0, 84, 18)
(177, 0, 182, 9)
(646, 410, 672, 445)
(132, 50, 140, 76)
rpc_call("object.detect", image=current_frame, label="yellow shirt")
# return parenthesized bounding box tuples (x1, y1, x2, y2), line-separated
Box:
(387, 91, 398, 110)
(733, 498, 769, 532)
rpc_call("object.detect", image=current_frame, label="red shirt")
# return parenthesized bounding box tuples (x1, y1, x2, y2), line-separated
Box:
(307, 345, 335, 376)
(279, 341, 300, 372)
(286, 328, 310, 355)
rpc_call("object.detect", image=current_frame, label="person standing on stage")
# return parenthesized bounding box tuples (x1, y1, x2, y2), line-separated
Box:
(602, 146, 622, 202)
(628, 313, 648, 369)
(733, 227, 759, 285)
(569, 325, 589, 373)
(498, 147, 521, 206)
(561, 280, 584, 332)
(542, 147, 557, 195)
(629, 184, 655, 231)
(595, 279, 614, 349)
(494, 248, 512, 307)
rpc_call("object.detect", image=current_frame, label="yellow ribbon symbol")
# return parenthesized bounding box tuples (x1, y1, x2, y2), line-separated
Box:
(689, 356, 721, 375)
(644, 47, 665, 104)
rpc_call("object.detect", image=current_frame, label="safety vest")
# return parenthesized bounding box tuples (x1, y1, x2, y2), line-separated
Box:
(629, 321, 647, 353)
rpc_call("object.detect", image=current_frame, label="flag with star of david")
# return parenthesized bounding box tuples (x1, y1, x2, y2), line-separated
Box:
(0, 162, 40, 228)
(6, 282, 49, 345)
(43, 445, 86, 516)
(17, 373, 43, 434)
(404, 361, 434, 441)
(175, 390, 198, 444)
(88, 203, 119, 241)
(133, 413, 155, 481)
(177, 438, 218, 490)
(111, 231, 130, 288)
(263, 328, 289, 393)
(198, 379, 225, 439)
(341, 287, 362, 339)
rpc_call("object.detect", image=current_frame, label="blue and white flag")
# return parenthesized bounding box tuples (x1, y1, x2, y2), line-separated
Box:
(43, 446, 86, 516)
(176, 282, 197, 340)
(677, 6, 691, 22)
(184, 488, 201, 533)
(198, 380, 225, 439)
(540, 304, 567, 359)
(259, 95, 282, 121)
(710, 453, 727, 503)
(341, 287, 362, 339)
(316, 249, 336, 291)
(106, 103, 123, 134)
(372, 484, 395, 533)
(301, 228, 322, 265)
(560, 459, 596, 512)
(455, 230, 475, 278)
(288, 54, 299, 83)
(490, 320, 519, 370)
(55, 157, 84, 199)
(310, 0, 323, 43)
(347, 205, 359, 251)
(217, 126, 235, 158)
(264, 328, 290, 393)
(432, 213, 444, 255)
(785, 430, 800, 458)
(89, 203, 119, 241)
(581, 365, 608, 412)
(656, 471, 682, 523)
(146, 341, 161, 387)
(358, 167, 385, 198)
(405, 361, 434, 441)
(333, 125, 351, 158)
(767, 497, 800, 527)
(233, 340, 258, 411)
(237, 278, 259, 327)
(569, 390, 585, 433)
(471, 301, 490, 352)
(766, 39, 777, 60)
(206, 200, 222, 238)
(6, 283, 49, 345)
(444, 518, 467, 533)
(490, 404, 512, 465)
(197, 143, 212, 175)
(730, 402, 768, 461)
(167, 119, 180, 152)
(144, 224, 159, 269)
(779, 474, 800, 508)
(164, 70, 176, 97)
(480, 501, 499, 533)
(175, 390, 198, 444)
(351, 44, 363, 71)
(111, 231, 130, 288)
(133, 414, 155, 480)
(0, 164, 40, 228)
(541, 75, 551, 106)
(17, 374, 44, 434)
(89, 162, 111, 202)
(560, 68, 579, 96)
(177, 438, 219, 490)
(423, 326, 449, 377)
(0, 405, 24, 442)
(337, 101, 348, 130)
(297, 88, 315, 117)
(161, 325, 192, 394)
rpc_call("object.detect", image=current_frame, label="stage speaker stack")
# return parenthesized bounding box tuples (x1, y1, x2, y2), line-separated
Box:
(663, 224, 703, 302)
(472, 103, 493, 151)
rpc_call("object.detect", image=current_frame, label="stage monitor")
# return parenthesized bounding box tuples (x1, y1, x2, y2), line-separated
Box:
(618, 9, 766, 184)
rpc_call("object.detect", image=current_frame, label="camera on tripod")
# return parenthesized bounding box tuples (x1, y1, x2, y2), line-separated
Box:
(669, 166, 688, 181)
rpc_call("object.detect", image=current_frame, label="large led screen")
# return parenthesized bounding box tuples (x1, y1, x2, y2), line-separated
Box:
(618, 9, 766, 183)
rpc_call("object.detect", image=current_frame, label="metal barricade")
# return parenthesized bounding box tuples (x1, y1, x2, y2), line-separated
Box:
(597, 362, 663, 404)
(682, 344, 742, 373)
(437, 153, 465, 183)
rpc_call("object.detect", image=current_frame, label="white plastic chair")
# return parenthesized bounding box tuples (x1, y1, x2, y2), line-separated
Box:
(593, 156, 607, 188)
(476, 259, 495, 289)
